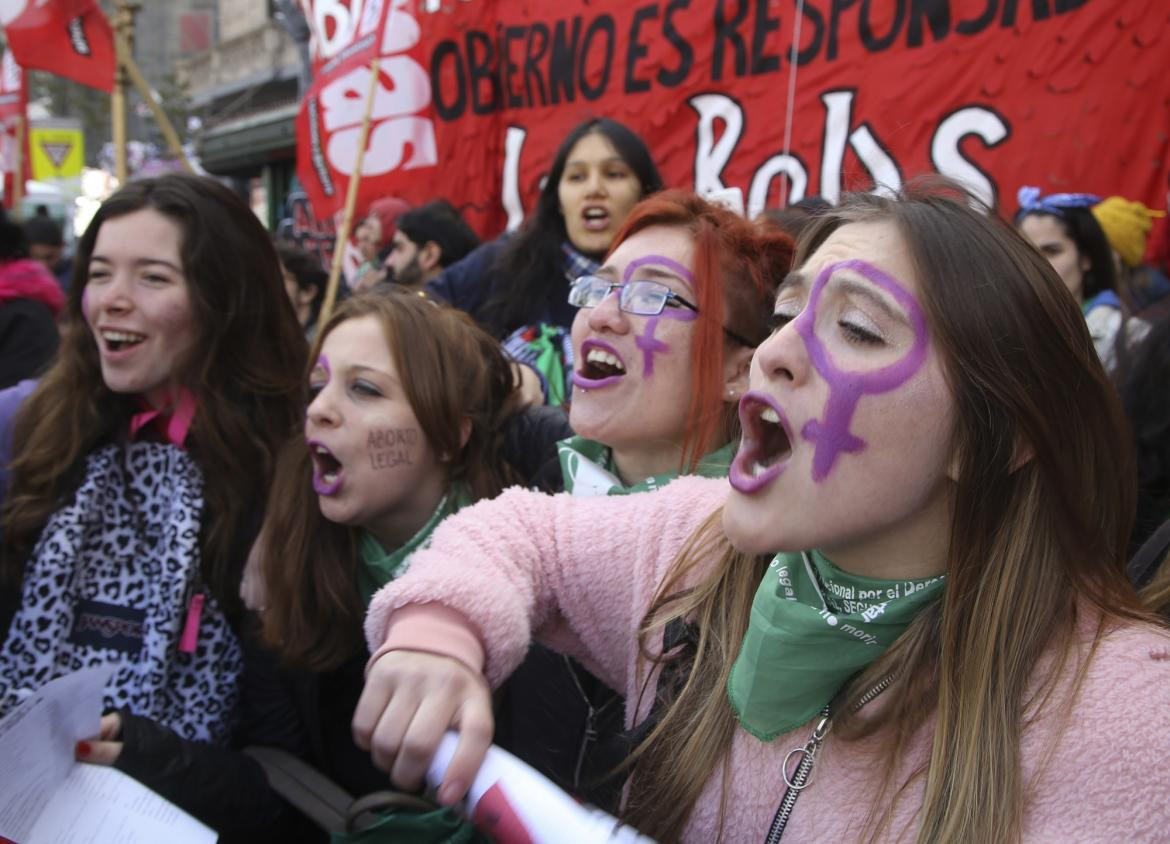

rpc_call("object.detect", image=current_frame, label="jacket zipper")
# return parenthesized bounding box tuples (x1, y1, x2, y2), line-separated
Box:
(762, 674, 895, 844)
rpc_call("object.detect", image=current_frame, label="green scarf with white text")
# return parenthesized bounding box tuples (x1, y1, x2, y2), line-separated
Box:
(727, 550, 944, 740)
(555, 435, 736, 496)
(356, 487, 472, 606)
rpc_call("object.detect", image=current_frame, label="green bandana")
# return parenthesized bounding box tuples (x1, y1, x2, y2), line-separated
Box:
(556, 435, 736, 496)
(727, 550, 944, 740)
(528, 324, 569, 407)
(356, 487, 471, 606)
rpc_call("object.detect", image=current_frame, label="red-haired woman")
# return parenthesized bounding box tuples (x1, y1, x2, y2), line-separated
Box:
(559, 190, 793, 493)
(498, 191, 793, 807)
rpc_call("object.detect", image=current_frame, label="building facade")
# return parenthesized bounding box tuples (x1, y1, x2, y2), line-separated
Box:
(180, 0, 304, 229)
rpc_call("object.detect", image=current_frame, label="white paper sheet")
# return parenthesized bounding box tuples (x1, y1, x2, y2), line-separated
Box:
(24, 765, 216, 844)
(0, 668, 216, 844)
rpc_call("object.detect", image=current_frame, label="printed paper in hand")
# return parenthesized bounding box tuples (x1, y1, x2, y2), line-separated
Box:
(0, 668, 216, 844)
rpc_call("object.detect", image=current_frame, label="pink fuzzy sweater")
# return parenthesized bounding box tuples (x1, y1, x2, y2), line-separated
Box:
(366, 476, 1170, 842)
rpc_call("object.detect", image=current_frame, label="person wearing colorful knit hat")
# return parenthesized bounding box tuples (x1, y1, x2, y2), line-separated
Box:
(1093, 195, 1170, 312)
(1093, 196, 1166, 269)
(0, 206, 64, 389)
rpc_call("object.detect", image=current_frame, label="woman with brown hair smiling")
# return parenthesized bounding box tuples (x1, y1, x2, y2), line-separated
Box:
(0, 174, 306, 744)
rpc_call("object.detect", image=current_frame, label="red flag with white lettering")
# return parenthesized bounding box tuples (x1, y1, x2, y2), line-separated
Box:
(2, 0, 115, 93)
(0, 49, 28, 209)
(296, 0, 436, 220)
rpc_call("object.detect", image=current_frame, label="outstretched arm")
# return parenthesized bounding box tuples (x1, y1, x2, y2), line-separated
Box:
(354, 476, 727, 802)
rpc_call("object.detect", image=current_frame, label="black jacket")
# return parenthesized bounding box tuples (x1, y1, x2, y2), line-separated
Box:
(496, 407, 628, 811)
(425, 237, 579, 338)
(113, 619, 386, 843)
(0, 299, 58, 390)
(502, 405, 572, 493)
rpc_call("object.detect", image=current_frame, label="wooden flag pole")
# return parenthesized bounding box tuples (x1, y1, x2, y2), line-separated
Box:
(110, 1, 136, 183)
(317, 58, 381, 326)
(111, 65, 127, 182)
(119, 48, 194, 174)
(12, 115, 23, 214)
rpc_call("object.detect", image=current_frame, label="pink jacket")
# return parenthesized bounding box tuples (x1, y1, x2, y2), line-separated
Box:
(366, 476, 1170, 842)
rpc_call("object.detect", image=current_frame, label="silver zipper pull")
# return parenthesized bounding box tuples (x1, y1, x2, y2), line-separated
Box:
(780, 713, 832, 791)
(764, 677, 895, 844)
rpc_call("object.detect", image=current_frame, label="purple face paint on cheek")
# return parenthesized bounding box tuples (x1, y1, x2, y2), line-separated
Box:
(305, 355, 332, 433)
(624, 255, 697, 378)
(635, 317, 671, 376)
(793, 259, 930, 482)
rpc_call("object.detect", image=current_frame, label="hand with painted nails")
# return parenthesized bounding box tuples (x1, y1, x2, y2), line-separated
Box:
(75, 712, 124, 766)
(352, 649, 493, 805)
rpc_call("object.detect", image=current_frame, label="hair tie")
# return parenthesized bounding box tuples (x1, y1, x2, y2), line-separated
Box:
(1017, 185, 1102, 218)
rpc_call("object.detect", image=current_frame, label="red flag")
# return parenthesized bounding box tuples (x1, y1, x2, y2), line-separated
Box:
(0, 49, 28, 210)
(3, 0, 115, 93)
(296, 0, 437, 220)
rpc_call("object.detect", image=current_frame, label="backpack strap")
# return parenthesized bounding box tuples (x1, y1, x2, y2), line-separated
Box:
(243, 746, 354, 834)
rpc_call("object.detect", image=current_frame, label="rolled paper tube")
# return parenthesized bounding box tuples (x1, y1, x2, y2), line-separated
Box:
(427, 732, 657, 843)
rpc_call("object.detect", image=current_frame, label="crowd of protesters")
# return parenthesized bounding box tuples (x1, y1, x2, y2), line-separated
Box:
(1, 117, 1170, 843)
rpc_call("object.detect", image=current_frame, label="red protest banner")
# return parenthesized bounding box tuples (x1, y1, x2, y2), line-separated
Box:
(296, 0, 1170, 237)
(0, 50, 28, 210)
(296, 0, 435, 221)
(1, 0, 115, 93)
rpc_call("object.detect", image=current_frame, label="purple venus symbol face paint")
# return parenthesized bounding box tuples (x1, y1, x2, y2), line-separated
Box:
(793, 259, 929, 482)
(304, 355, 332, 433)
(625, 255, 697, 377)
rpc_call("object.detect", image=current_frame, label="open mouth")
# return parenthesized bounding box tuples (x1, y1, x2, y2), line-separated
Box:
(729, 391, 794, 494)
(572, 339, 626, 389)
(307, 440, 344, 495)
(581, 206, 610, 232)
(101, 329, 147, 353)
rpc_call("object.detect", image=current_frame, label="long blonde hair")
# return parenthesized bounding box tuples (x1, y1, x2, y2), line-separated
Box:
(621, 184, 1154, 842)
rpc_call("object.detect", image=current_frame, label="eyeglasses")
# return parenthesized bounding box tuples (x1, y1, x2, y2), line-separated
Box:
(568, 276, 699, 315)
(568, 275, 755, 346)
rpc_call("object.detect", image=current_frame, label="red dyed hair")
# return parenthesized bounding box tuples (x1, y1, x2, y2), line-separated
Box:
(365, 196, 411, 250)
(606, 190, 794, 469)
